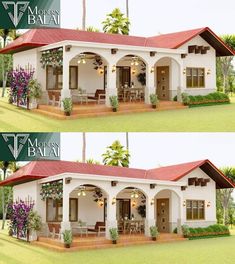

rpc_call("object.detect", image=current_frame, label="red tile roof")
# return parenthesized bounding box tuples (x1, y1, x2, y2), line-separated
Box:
(0, 159, 234, 189)
(0, 27, 234, 56)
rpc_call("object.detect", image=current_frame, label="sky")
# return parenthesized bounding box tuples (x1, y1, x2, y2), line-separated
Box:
(61, 0, 235, 36)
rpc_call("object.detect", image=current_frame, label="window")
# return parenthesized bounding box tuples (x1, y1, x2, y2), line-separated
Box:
(46, 66, 78, 90)
(46, 198, 78, 222)
(186, 200, 205, 220)
(186, 68, 205, 88)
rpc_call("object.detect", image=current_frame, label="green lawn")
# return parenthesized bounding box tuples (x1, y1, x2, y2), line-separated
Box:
(1, 92, 235, 132)
(0, 225, 235, 264)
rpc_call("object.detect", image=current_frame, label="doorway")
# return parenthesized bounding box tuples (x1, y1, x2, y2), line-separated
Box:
(157, 66, 169, 100)
(156, 198, 169, 233)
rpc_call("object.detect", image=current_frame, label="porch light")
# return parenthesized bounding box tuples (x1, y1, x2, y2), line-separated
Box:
(183, 201, 186, 207)
(131, 190, 139, 199)
(207, 201, 211, 207)
(98, 199, 104, 207)
(131, 200, 137, 207)
(112, 65, 116, 72)
(150, 67, 155, 73)
(77, 54, 86, 64)
(99, 67, 104, 74)
(132, 68, 136, 75)
(150, 198, 155, 206)
(183, 69, 186, 75)
(207, 69, 211, 75)
(131, 56, 139, 66)
(112, 197, 116, 205)
(77, 187, 86, 197)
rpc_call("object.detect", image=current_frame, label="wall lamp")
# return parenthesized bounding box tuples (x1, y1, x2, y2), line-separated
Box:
(131, 200, 137, 207)
(183, 69, 186, 75)
(99, 67, 104, 75)
(207, 201, 211, 207)
(183, 201, 186, 207)
(150, 198, 155, 206)
(150, 67, 155, 73)
(98, 199, 104, 207)
(207, 69, 211, 75)
(112, 65, 116, 73)
(112, 197, 116, 205)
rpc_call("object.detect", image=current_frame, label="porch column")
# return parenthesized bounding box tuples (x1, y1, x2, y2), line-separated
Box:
(177, 195, 184, 235)
(105, 196, 117, 239)
(145, 196, 155, 237)
(105, 63, 117, 107)
(177, 63, 184, 103)
(61, 49, 71, 105)
(145, 65, 155, 104)
(61, 183, 71, 233)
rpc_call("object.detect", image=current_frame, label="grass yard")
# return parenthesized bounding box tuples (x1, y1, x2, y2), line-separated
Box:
(1, 91, 235, 132)
(0, 224, 235, 264)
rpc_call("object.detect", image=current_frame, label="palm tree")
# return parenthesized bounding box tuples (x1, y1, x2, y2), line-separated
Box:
(0, 161, 19, 229)
(217, 35, 235, 93)
(102, 8, 130, 35)
(102, 140, 130, 167)
(82, 0, 86, 30)
(217, 167, 235, 225)
(126, 0, 129, 18)
(82, 132, 86, 163)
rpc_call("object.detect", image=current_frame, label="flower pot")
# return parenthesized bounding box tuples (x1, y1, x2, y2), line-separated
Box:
(152, 105, 157, 109)
(112, 240, 117, 244)
(152, 237, 157, 241)
(64, 243, 71, 248)
(112, 108, 117, 112)
(64, 112, 71, 116)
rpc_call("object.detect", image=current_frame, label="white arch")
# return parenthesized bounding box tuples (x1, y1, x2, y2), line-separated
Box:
(114, 53, 149, 66)
(68, 50, 109, 65)
(154, 55, 182, 68)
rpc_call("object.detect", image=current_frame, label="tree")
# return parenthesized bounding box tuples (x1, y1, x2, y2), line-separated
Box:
(102, 8, 130, 35)
(126, 0, 129, 18)
(216, 167, 235, 225)
(0, 29, 17, 97)
(102, 140, 130, 167)
(0, 161, 19, 229)
(82, 0, 86, 30)
(86, 26, 100, 32)
(217, 35, 235, 93)
(82, 132, 86, 163)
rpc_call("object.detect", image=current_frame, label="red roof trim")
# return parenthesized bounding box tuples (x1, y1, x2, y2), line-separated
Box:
(0, 43, 46, 54)
(0, 175, 46, 186)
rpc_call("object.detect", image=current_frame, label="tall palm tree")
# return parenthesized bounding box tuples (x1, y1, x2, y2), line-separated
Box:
(82, 132, 86, 163)
(82, 0, 86, 30)
(0, 161, 19, 229)
(102, 8, 130, 35)
(126, 0, 129, 18)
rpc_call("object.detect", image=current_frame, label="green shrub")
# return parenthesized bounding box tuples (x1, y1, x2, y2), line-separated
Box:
(109, 96, 119, 109)
(150, 94, 159, 105)
(173, 227, 177, 233)
(109, 228, 118, 241)
(185, 92, 230, 105)
(62, 98, 73, 114)
(173, 95, 177, 101)
(181, 93, 190, 105)
(150, 226, 159, 238)
(62, 230, 73, 245)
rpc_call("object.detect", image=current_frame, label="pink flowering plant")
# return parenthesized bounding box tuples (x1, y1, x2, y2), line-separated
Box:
(8, 68, 34, 107)
(8, 200, 34, 239)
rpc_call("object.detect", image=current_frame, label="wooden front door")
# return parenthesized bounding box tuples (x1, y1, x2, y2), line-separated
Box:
(118, 199, 130, 219)
(118, 67, 131, 87)
(157, 66, 169, 100)
(157, 199, 169, 233)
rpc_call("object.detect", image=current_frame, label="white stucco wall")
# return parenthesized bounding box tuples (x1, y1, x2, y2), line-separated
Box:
(178, 167, 217, 227)
(179, 35, 216, 95)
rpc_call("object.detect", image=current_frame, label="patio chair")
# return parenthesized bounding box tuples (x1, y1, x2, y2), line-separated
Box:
(88, 89, 105, 103)
(47, 223, 61, 240)
(48, 91, 55, 106)
(88, 221, 106, 236)
(54, 92, 61, 107)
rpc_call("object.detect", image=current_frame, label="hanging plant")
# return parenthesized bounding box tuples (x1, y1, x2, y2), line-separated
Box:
(40, 180, 63, 201)
(137, 62, 146, 86)
(93, 56, 103, 70)
(40, 47, 63, 69)
(93, 187, 103, 202)
(137, 194, 146, 218)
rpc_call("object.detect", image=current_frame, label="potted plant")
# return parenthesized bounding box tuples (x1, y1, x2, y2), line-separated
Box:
(150, 94, 159, 109)
(62, 98, 73, 116)
(62, 230, 73, 248)
(150, 226, 158, 241)
(28, 210, 42, 241)
(109, 228, 118, 244)
(28, 79, 42, 109)
(109, 96, 119, 112)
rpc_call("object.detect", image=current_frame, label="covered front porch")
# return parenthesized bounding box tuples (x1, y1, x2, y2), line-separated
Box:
(37, 41, 184, 109)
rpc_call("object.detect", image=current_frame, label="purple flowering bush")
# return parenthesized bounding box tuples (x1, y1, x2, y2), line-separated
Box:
(8, 68, 34, 107)
(8, 201, 34, 239)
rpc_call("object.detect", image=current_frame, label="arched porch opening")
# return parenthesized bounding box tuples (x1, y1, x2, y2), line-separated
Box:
(154, 189, 181, 233)
(116, 55, 147, 102)
(115, 187, 146, 235)
(154, 57, 181, 101)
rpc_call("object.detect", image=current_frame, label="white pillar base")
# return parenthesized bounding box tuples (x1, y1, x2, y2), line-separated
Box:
(105, 220, 117, 239)
(105, 89, 117, 107)
(177, 218, 183, 235)
(145, 219, 156, 237)
(145, 86, 156, 104)
(177, 86, 182, 103)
